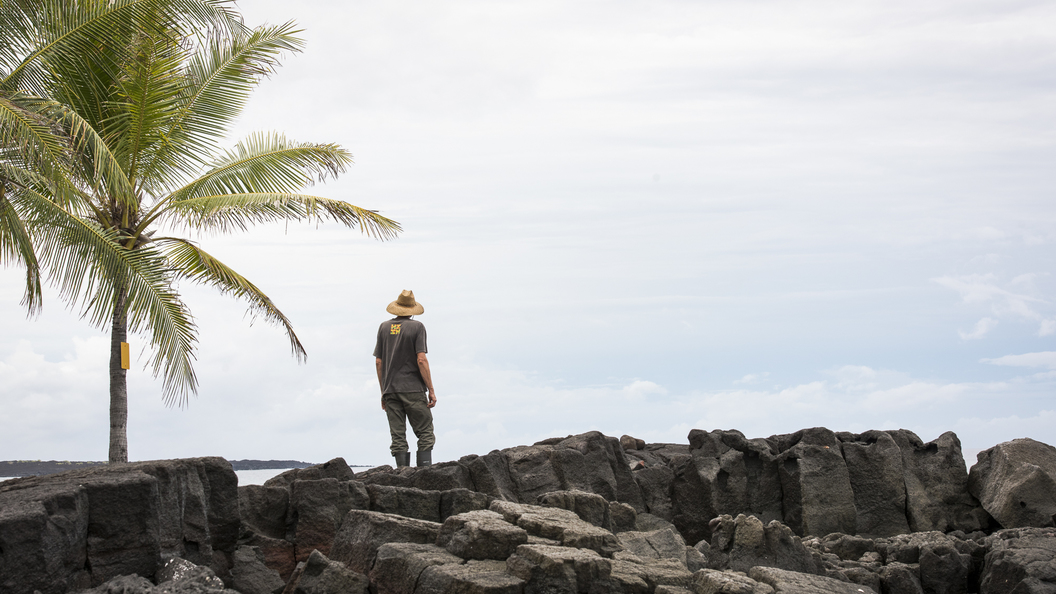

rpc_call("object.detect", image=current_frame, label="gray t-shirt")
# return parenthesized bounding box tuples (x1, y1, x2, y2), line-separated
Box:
(373, 317, 428, 394)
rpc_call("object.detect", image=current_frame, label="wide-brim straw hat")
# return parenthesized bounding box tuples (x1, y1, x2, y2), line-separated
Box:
(387, 290, 424, 316)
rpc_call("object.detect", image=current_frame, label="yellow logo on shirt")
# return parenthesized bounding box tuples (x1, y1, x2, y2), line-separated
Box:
(390, 323, 401, 335)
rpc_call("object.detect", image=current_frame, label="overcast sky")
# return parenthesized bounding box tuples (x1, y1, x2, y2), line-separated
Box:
(2, 0, 1055, 469)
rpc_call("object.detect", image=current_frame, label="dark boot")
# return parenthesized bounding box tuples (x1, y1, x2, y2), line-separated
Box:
(416, 450, 432, 467)
(394, 452, 410, 467)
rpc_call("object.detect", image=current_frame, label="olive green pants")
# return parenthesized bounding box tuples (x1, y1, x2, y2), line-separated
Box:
(383, 391, 435, 455)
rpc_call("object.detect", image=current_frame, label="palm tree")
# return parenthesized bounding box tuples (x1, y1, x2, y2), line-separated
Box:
(0, 0, 400, 462)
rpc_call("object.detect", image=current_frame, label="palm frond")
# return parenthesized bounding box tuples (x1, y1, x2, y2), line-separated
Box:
(12, 185, 199, 403)
(0, 182, 42, 314)
(148, 22, 304, 176)
(156, 236, 306, 361)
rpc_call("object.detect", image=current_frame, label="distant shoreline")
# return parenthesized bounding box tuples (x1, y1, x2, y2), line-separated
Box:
(0, 459, 318, 477)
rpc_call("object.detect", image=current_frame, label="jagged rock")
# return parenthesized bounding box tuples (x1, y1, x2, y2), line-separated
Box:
(417, 559, 524, 593)
(609, 557, 695, 591)
(369, 543, 463, 594)
(814, 534, 878, 562)
(289, 479, 369, 561)
(886, 430, 988, 534)
(634, 465, 676, 521)
(617, 527, 688, 566)
(693, 569, 775, 594)
(436, 510, 529, 560)
(80, 574, 155, 594)
(748, 566, 878, 593)
(283, 549, 369, 594)
(506, 544, 611, 594)
(459, 451, 520, 501)
(0, 457, 238, 593)
(969, 439, 1056, 529)
(708, 514, 820, 575)
(490, 500, 623, 557)
(839, 431, 912, 538)
(686, 545, 708, 573)
(229, 545, 284, 594)
(329, 510, 441, 574)
(264, 458, 355, 488)
(774, 428, 857, 538)
(238, 531, 296, 582)
(538, 489, 611, 529)
(621, 435, 646, 451)
(238, 485, 289, 540)
(611, 501, 639, 532)
(878, 562, 924, 594)
(441, 488, 491, 520)
(980, 527, 1056, 594)
(367, 483, 442, 522)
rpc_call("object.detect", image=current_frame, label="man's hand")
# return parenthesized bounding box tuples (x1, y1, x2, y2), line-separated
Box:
(381, 397, 386, 411)
(427, 391, 437, 408)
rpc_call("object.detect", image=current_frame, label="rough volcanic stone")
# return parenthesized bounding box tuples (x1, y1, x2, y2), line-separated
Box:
(368, 484, 442, 522)
(490, 500, 622, 557)
(886, 430, 988, 534)
(409, 461, 475, 492)
(617, 528, 688, 566)
(329, 510, 441, 574)
(610, 501, 639, 533)
(504, 445, 562, 502)
(708, 514, 820, 575)
(370, 543, 463, 594)
(229, 545, 284, 594)
(622, 435, 644, 451)
(634, 464, 676, 521)
(694, 569, 775, 594)
(285, 549, 369, 594)
(839, 431, 912, 538)
(918, 540, 972, 594)
(538, 489, 611, 529)
(969, 439, 1056, 529)
(878, 562, 924, 594)
(289, 479, 369, 561)
(436, 510, 528, 560)
(748, 566, 878, 594)
(609, 557, 695, 590)
(263, 458, 355, 488)
(0, 480, 90, 594)
(460, 451, 519, 501)
(80, 574, 155, 594)
(506, 544, 611, 594)
(774, 428, 856, 537)
(980, 527, 1056, 594)
(441, 488, 491, 520)
(239, 531, 296, 582)
(815, 534, 878, 562)
(238, 485, 289, 540)
(417, 559, 524, 593)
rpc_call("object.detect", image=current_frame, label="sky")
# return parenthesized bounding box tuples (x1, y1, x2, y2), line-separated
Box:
(2, 0, 1055, 469)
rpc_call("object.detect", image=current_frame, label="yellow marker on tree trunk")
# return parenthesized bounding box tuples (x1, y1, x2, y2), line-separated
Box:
(120, 342, 130, 370)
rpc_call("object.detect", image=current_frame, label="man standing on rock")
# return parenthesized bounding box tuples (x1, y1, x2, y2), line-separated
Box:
(374, 290, 437, 467)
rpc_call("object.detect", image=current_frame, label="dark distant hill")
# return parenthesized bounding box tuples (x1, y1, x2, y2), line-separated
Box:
(1, 459, 314, 477)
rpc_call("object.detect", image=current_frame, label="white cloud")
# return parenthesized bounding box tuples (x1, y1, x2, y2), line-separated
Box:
(982, 351, 1056, 369)
(959, 317, 998, 340)
(734, 372, 770, 384)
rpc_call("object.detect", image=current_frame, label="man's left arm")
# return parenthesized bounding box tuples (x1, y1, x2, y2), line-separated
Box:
(376, 357, 385, 410)
(417, 352, 436, 408)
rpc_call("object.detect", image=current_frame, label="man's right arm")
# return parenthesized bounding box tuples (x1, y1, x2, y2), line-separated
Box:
(376, 357, 385, 410)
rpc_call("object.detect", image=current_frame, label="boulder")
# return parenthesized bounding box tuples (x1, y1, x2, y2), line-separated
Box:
(80, 574, 155, 594)
(417, 559, 524, 593)
(436, 510, 529, 560)
(969, 439, 1056, 529)
(329, 509, 441, 574)
(878, 562, 924, 594)
(229, 545, 284, 594)
(440, 488, 491, 520)
(506, 544, 611, 594)
(748, 566, 878, 594)
(238, 531, 296, 582)
(490, 500, 623, 557)
(707, 514, 820, 575)
(537, 489, 611, 529)
(633, 465, 676, 521)
(693, 569, 775, 594)
(238, 485, 289, 541)
(367, 484, 442, 522)
(289, 479, 369, 561)
(617, 527, 688, 566)
(608, 557, 695, 591)
(773, 428, 856, 538)
(610, 501, 639, 533)
(886, 430, 988, 534)
(284, 549, 369, 594)
(459, 451, 520, 502)
(621, 435, 646, 451)
(839, 431, 912, 537)
(980, 527, 1056, 594)
(369, 542, 463, 594)
(0, 457, 238, 593)
(263, 458, 355, 488)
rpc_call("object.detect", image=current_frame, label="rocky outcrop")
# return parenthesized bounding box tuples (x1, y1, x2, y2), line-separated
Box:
(969, 438, 1056, 530)
(4, 431, 1056, 594)
(0, 457, 238, 594)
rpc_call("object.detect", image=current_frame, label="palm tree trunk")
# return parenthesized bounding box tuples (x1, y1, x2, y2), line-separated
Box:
(108, 283, 129, 463)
